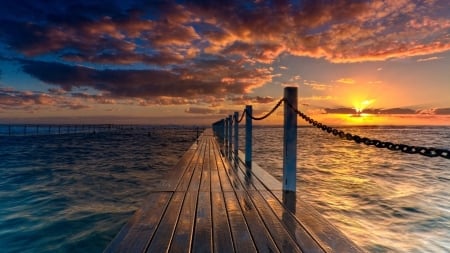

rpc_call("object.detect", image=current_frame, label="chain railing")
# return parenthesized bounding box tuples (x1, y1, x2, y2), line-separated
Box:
(212, 87, 450, 192)
(285, 101, 450, 159)
(246, 98, 285, 121)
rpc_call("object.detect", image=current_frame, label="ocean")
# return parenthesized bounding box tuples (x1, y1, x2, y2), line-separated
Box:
(246, 126, 450, 253)
(0, 126, 198, 253)
(0, 125, 449, 252)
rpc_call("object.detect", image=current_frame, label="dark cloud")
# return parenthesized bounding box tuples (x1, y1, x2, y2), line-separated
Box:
(434, 108, 450, 115)
(324, 108, 356, 114)
(185, 107, 215, 114)
(20, 59, 271, 99)
(378, 108, 416, 115)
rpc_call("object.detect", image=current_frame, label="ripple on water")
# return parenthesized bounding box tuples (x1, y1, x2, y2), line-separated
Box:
(0, 127, 196, 253)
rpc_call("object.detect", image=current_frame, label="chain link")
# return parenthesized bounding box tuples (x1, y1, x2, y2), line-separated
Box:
(248, 98, 285, 121)
(237, 109, 246, 123)
(285, 101, 450, 159)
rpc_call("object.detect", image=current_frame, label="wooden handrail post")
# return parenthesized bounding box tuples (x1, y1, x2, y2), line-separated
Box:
(245, 105, 252, 168)
(283, 87, 297, 192)
(233, 112, 239, 155)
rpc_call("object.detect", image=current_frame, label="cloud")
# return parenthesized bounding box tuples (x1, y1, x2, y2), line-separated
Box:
(324, 108, 356, 114)
(336, 78, 356, 84)
(0, 0, 449, 112)
(229, 95, 276, 105)
(20, 59, 272, 99)
(1, 0, 448, 66)
(0, 87, 92, 111)
(185, 107, 216, 114)
(303, 81, 330, 90)
(416, 56, 442, 62)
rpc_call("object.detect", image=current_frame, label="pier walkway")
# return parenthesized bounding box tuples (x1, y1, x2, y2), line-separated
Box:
(105, 129, 362, 253)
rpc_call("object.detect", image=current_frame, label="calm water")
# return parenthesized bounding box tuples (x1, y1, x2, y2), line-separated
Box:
(245, 126, 450, 253)
(0, 126, 197, 253)
(0, 125, 449, 252)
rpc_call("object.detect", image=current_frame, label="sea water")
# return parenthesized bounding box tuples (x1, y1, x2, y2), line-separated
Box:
(245, 126, 450, 253)
(0, 126, 197, 253)
(0, 125, 449, 252)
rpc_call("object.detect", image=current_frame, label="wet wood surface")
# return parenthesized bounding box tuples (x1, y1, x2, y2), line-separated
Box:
(104, 129, 363, 253)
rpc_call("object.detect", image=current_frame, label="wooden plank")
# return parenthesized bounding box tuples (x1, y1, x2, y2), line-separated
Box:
(104, 192, 172, 253)
(212, 142, 234, 192)
(271, 191, 364, 253)
(145, 192, 184, 253)
(210, 150, 222, 193)
(169, 191, 197, 252)
(236, 150, 282, 191)
(211, 191, 234, 253)
(234, 189, 280, 253)
(247, 191, 304, 253)
(176, 136, 206, 192)
(261, 190, 324, 253)
(192, 191, 213, 252)
(188, 139, 207, 192)
(223, 191, 257, 252)
(224, 156, 303, 253)
(199, 139, 211, 192)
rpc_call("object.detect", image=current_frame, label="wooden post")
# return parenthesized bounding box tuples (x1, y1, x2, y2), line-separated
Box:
(227, 115, 232, 158)
(245, 105, 252, 167)
(283, 87, 297, 192)
(233, 112, 239, 155)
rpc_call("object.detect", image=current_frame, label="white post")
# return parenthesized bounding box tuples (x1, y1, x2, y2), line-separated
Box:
(283, 87, 297, 192)
(245, 105, 252, 167)
(228, 115, 232, 158)
(233, 112, 239, 155)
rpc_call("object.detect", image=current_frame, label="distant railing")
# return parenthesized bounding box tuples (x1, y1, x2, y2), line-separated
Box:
(0, 124, 116, 136)
(212, 87, 450, 193)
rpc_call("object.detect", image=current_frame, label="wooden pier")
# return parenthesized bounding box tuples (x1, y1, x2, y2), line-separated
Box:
(104, 129, 363, 253)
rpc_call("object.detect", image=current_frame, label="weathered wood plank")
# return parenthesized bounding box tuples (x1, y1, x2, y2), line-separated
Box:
(236, 150, 282, 191)
(192, 191, 213, 252)
(211, 191, 234, 253)
(176, 137, 205, 192)
(259, 190, 324, 253)
(199, 139, 211, 193)
(233, 189, 280, 253)
(271, 191, 364, 253)
(187, 139, 207, 192)
(145, 192, 184, 253)
(223, 155, 303, 253)
(212, 142, 234, 192)
(223, 191, 257, 252)
(170, 191, 197, 252)
(247, 190, 304, 253)
(104, 192, 172, 253)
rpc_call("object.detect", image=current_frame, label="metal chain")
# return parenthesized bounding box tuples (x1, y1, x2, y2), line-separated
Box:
(248, 98, 285, 121)
(285, 101, 450, 159)
(237, 109, 246, 123)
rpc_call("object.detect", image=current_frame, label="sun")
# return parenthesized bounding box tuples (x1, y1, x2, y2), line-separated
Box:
(353, 99, 375, 114)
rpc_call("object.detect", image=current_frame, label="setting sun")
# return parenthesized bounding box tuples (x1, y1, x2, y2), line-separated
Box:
(353, 99, 376, 114)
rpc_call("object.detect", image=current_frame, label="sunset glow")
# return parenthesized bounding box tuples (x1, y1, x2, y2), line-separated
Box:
(0, 1, 448, 125)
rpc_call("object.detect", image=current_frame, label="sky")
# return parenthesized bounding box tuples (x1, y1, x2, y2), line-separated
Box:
(0, 0, 449, 125)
